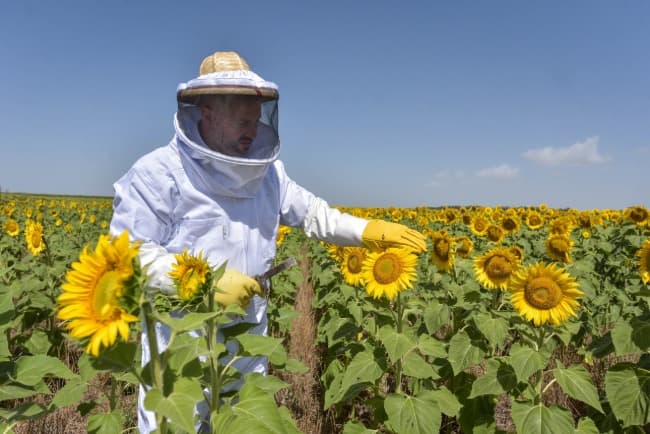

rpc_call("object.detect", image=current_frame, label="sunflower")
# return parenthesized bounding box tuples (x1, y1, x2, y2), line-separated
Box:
(362, 247, 418, 301)
(501, 214, 521, 233)
(525, 210, 545, 230)
(625, 205, 649, 226)
(548, 217, 573, 237)
(25, 220, 45, 256)
(429, 230, 455, 272)
(473, 247, 520, 290)
(485, 224, 505, 244)
(326, 243, 346, 263)
(470, 215, 490, 236)
(169, 249, 211, 300)
(56, 231, 140, 356)
(455, 236, 474, 258)
(508, 262, 582, 326)
(276, 225, 292, 246)
(637, 239, 650, 284)
(341, 247, 366, 287)
(545, 234, 574, 263)
(508, 245, 525, 262)
(4, 219, 19, 237)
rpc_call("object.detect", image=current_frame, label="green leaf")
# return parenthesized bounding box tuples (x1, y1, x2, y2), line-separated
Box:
(213, 385, 302, 434)
(423, 301, 450, 334)
(23, 329, 51, 355)
(385, 392, 441, 434)
(511, 401, 575, 434)
(604, 363, 650, 427)
(429, 386, 461, 417)
(469, 358, 517, 398)
(575, 417, 600, 434)
(611, 317, 650, 356)
(87, 411, 123, 434)
(342, 420, 376, 434)
(324, 350, 384, 408)
(472, 312, 509, 349)
(242, 372, 289, 396)
(155, 311, 220, 333)
(0, 381, 50, 401)
(417, 334, 447, 359)
(402, 351, 438, 379)
(0, 402, 47, 423)
(378, 325, 415, 363)
(284, 358, 308, 374)
(14, 355, 76, 386)
(144, 378, 204, 434)
(552, 365, 603, 413)
(508, 343, 550, 383)
(235, 334, 287, 367)
(88, 341, 138, 372)
(447, 331, 485, 375)
(50, 379, 88, 409)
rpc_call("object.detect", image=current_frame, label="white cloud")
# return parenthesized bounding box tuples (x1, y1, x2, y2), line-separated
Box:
(475, 164, 520, 179)
(522, 136, 609, 166)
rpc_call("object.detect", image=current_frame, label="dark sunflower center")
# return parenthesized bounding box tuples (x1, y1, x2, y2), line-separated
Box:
(524, 277, 562, 309)
(30, 233, 42, 247)
(434, 239, 450, 260)
(630, 208, 648, 223)
(529, 215, 542, 226)
(347, 253, 363, 274)
(485, 255, 513, 279)
(474, 221, 487, 231)
(456, 239, 471, 256)
(487, 226, 503, 242)
(93, 270, 122, 321)
(502, 218, 517, 231)
(373, 253, 402, 284)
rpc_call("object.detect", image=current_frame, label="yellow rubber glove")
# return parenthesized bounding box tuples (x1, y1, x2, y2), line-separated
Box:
(214, 269, 263, 308)
(361, 220, 427, 253)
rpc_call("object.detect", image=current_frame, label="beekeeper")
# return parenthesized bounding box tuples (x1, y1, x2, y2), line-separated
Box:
(109, 50, 426, 432)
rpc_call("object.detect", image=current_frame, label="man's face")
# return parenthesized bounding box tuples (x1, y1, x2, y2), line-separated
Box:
(201, 95, 262, 157)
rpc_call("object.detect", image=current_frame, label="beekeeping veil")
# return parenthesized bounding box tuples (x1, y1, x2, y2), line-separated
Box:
(174, 51, 280, 198)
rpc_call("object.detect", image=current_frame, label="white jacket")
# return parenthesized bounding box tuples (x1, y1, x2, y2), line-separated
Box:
(110, 104, 368, 432)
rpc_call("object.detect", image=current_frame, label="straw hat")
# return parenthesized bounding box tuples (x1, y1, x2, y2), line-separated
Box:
(177, 51, 278, 103)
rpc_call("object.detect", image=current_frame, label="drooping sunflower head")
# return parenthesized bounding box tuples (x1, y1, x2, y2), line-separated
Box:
(429, 230, 455, 272)
(625, 205, 649, 226)
(341, 247, 367, 287)
(548, 217, 573, 237)
(576, 211, 594, 229)
(24, 220, 46, 256)
(4, 219, 19, 237)
(485, 224, 505, 244)
(637, 239, 650, 284)
(473, 247, 520, 290)
(545, 234, 574, 263)
(56, 231, 141, 357)
(169, 249, 211, 300)
(455, 236, 474, 258)
(362, 247, 418, 301)
(508, 262, 582, 326)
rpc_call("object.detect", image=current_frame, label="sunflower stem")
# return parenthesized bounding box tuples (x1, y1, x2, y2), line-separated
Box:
(395, 292, 403, 394)
(206, 285, 221, 414)
(142, 300, 168, 433)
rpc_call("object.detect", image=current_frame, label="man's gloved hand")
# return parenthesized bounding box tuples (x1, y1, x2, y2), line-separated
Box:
(361, 220, 427, 253)
(214, 269, 263, 308)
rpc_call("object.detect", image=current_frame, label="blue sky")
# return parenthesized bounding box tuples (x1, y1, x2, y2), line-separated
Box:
(1, 1, 648, 209)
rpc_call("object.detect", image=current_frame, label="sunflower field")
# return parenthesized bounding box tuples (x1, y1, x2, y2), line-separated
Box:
(1, 192, 650, 433)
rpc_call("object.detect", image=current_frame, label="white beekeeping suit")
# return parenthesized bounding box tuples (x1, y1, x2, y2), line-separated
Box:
(109, 51, 369, 433)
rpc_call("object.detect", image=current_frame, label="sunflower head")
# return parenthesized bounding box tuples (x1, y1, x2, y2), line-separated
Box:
(525, 211, 545, 230)
(429, 230, 455, 272)
(625, 205, 649, 226)
(341, 247, 366, 287)
(473, 247, 520, 290)
(508, 262, 582, 326)
(4, 219, 19, 237)
(545, 234, 574, 263)
(486, 224, 505, 243)
(501, 215, 521, 233)
(56, 231, 141, 356)
(362, 247, 418, 301)
(24, 220, 45, 256)
(169, 249, 211, 301)
(455, 236, 474, 258)
(470, 215, 490, 236)
(637, 239, 650, 284)
(508, 245, 525, 262)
